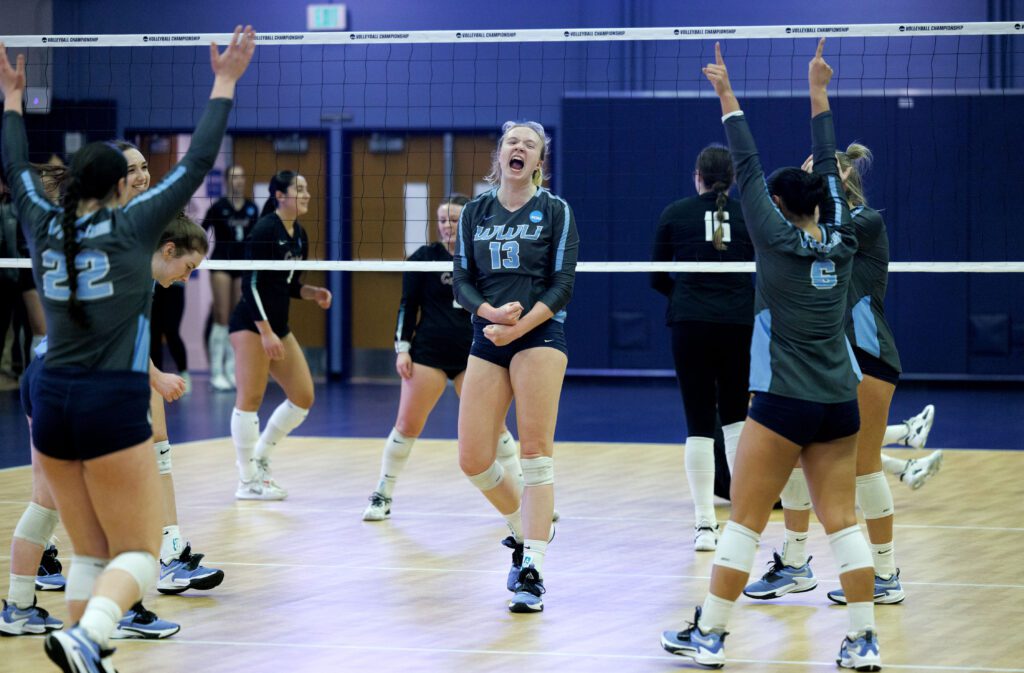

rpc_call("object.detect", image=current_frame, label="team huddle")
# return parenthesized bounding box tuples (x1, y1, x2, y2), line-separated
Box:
(0, 30, 943, 673)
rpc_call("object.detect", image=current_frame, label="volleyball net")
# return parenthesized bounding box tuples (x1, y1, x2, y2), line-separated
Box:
(1, 22, 1022, 375)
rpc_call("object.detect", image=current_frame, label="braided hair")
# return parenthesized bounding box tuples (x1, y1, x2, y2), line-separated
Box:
(695, 145, 735, 252)
(59, 142, 127, 327)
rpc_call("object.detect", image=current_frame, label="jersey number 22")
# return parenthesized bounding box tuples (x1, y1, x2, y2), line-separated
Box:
(41, 248, 115, 301)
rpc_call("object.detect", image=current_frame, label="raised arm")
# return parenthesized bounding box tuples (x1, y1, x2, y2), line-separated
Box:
(1, 44, 58, 242)
(809, 38, 832, 118)
(806, 40, 851, 231)
(124, 26, 256, 247)
(703, 43, 786, 248)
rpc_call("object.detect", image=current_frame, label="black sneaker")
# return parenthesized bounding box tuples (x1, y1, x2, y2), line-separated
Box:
(36, 545, 67, 592)
(501, 536, 523, 592)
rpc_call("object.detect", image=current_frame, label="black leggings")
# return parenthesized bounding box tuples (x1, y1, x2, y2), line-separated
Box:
(151, 284, 187, 372)
(670, 320, 752, 438)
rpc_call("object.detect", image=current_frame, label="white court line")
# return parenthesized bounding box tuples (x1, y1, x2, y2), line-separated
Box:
(133, 638, 1024, 672)
(203, 560, 1024, 590)
(0, 500, 1022, 532)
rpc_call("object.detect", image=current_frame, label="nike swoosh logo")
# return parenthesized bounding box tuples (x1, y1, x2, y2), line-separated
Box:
(544, 339, 554, 343)
(159, 449, 170, 455)
(278, 240, 289, 245)
(483, 215, 496, 220)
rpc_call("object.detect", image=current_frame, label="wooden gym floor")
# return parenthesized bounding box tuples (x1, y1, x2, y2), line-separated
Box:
(1, 438, 1021, 673)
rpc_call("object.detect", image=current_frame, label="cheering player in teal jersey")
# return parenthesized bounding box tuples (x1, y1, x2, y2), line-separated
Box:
(661, 40, 882, 671)
(1, 28, 254, 671)
(453, 121, 578, 614)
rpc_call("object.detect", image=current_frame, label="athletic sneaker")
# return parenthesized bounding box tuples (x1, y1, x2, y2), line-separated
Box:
(660, 606, 728, 668)
(501, 536, 524, 592)
(110, 603, 180, 640)
(903, 404, 935, 449)
(0, 598, 63, 635)
(157, 543, 225, 594)
(743, 552, 817, 599)
(837, 629, 882, 671)
(508, 566, 545, 613)
(37, 544, 68, 591)
(44, 627, 116, 673)
(236, 460, 287, 501)
(210, 374, 234, 392)
(828, 570, 905, 605)
(694, 520, 720, 552)
(901, 450, 943, 490)
(362, 492, 392, 521)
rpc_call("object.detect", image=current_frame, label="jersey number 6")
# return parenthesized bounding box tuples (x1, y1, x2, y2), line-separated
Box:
(488, 241, 521, 270)
(41, 248, 115, 301)
(810, 259, 837, 289)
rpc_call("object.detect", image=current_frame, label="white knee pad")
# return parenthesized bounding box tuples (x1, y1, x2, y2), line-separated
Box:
(781, 468, 812, 511)
(521, 456, 554, 487)
(467, 461, 505, 492)
(13, 502, 60, 547)
(713, 522, 760, 573)
(856, 471, 894, 520)
(153, 440, 172, 475)
(66, 556, 108, 602)
(106, 551, 159, 596)
(269, 400, 309, 433)
(828, 525, 874, 574)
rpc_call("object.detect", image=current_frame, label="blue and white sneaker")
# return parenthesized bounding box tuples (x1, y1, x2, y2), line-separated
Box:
(660, 606, 727, 668)
(501, 536, 524, 592)
(828, 570, 905, 605)
(743, 551, 817, 599)
(157, 543, 225, 595)
(44, 626, 116, 673)
(37, 544, 67, 591)
(110, 602, 180, 640)
(837, 629, 882, 671)
(508, 566, 545, 613)
(0, 598, 64, 635)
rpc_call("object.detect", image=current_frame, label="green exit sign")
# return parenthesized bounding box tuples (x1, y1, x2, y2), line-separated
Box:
(307, 4, 347, 31)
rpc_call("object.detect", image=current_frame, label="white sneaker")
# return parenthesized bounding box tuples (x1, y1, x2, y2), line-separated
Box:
(903, 404, 935, 449)
(236, 460, 288, 500)
(362, 492, 392, 521)
(694, 520, 720, 552)
(210, 374, 233, 391)
(901, 450, 943, 490)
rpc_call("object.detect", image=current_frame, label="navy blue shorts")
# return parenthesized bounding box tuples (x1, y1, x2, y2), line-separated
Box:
(748, 391, 860, 446)
(19, 356, 42, 418)
(31, 366, 152, 461)
(853, 347, 900, 386)
(470, 319, 568, 369)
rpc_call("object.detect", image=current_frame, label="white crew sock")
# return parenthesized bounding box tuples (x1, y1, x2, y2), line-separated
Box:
(882, 424, 908, 446)
(77, 595, 123, 648)
(8, 574, 36, 608)
(847, 601, 876, 638)
(160, 525, 183, 564)
(522, 539, 548, 577)
(685, 436, 717, 524)
(699, 593, 735, 634)
(781, 528, 809, 567)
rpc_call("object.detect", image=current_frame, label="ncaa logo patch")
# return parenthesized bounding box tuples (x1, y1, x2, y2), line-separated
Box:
(529, 210, 543, 223)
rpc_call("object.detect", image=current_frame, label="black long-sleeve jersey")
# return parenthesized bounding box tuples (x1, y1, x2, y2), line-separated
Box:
(202, 197, 259, 261)
(453, 187, 579, 324)
(234, 213, 307, 337)
(395, 242, 472, 352)
(651, 191, 755, 325)
(3, 98, 231, 372)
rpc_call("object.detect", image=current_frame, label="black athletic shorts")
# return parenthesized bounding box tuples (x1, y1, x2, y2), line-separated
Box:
(19, 355, 42, 418)
(211, 266, 243, 281)
(411, 338, 469, 381)
(229, 303, 291, 339)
